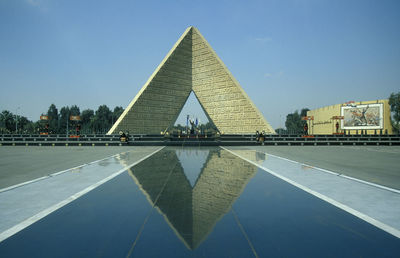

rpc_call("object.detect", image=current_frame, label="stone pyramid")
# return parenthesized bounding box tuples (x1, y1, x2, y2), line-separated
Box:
(108, 26, 275, 135)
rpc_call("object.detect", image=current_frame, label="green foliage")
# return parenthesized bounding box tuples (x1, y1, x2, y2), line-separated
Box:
(113, 106, 124, 123)
(81, 109, 95, 132)
(275, 128, 286, 135)
(198, 121, 218, 132)
(25, 121, 40, 134)
(300, 108, 309, 118)
(18, 116, 31, 132)
(285, 108, 310, 134)
(69, 105, 80, 116)
(1, 104, 124, 134)
(93, 105, 112, 134)
(172, 124, 186, 131)
(1, 110, 16, 133)
(47, 104, 59, 133)
(58, 106, 70, 134)
(0, 110, 33, 133)
(389, 92, 400, 132)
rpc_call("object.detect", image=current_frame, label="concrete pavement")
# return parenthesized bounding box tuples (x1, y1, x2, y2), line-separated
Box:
(232, 146, 400, 190)
(0, 146, 158, 189)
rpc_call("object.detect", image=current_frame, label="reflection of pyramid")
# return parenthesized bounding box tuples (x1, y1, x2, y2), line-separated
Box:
(108, 26, 275, 135)
(127, 148, 259, 250)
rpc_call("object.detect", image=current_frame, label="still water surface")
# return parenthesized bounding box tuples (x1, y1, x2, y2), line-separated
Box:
(0, 147, 399, 257)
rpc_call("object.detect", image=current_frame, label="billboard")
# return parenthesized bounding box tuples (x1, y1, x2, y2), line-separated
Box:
(70, 116, 81, 121)
(341, 103, 383, 130)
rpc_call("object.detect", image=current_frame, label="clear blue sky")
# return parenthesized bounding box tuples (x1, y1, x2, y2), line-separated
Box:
(1, 0, 399, 129)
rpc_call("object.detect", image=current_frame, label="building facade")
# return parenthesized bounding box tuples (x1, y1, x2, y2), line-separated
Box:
(307, 99, 393, 135)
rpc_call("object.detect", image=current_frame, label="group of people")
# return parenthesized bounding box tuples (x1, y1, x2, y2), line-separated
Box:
(255, 130, 266, 142)
(119, 131, 130, 143)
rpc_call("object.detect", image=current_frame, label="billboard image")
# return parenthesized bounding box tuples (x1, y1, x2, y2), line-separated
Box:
(341, 103, 383, 130)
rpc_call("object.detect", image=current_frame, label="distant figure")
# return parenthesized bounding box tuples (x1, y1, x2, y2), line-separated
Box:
(304, 123, 308, 135)
(125, 131, 130, 143)
(119, 131, 127, 142)
(335, 122, 339, 133)
(76, 124, 81, 135)
(259, 131, 265, 142)
(190, 120, 196, 135)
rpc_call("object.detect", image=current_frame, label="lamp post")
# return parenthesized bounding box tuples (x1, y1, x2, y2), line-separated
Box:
(66, 111, 69, 137)
(0, 113, 4, 134)
(15, 107, 20, 134)
(186, 115, 189, 134)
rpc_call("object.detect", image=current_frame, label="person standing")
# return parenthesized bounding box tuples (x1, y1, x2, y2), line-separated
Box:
(304, 123, 308, 135)
(335, 122, 339, 133)
(76, 124, 81, 136)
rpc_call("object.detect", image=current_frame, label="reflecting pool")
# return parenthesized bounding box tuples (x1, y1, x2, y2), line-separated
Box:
(0, 147, 399, 257)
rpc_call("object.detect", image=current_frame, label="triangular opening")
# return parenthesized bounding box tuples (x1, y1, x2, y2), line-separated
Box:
(172, 91, 217, 133)
(175, 149, 209, 187)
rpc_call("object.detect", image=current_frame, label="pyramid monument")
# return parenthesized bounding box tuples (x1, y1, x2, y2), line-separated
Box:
(108, 26, 275, 135)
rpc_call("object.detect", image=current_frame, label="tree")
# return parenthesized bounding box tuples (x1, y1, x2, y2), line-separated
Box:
(59, 106, 70, 134)
(18, 116, 31, 133)
(112, 106, 124, 124)
(47, 104, 59, 133)
(81, 109, 94, 133)
(285, 111, 301, 133)
(23, 121, 34, 134)
(300, 108, 310, 119)
(67, 105, 81, 134)
(275, 128, 286, 135)
(199, 121, 217, 131)
(389, 92, 400, 133)
(0, 110, 35, 134)
(69, 105, 80, 116)
(0, 110, 15, 133)
(93, 105, 112, 133)
(285, 108, 310, 134)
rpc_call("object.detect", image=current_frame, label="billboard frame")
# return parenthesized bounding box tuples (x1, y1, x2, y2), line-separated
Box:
(341, 103, 383, 130)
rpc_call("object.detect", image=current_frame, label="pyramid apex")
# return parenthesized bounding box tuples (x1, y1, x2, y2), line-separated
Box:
(182, 26, 195, 35)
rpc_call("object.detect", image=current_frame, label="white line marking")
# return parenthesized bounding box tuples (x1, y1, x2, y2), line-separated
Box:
(253, 149, 400, 194)
(221, 147, 400, 239)
(0, 147, 164, 243)
(260, 151, 341, 176)
(0, 176, 51, 193)
(338, 175, 400, 194)
(0, 152, 124, 193)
